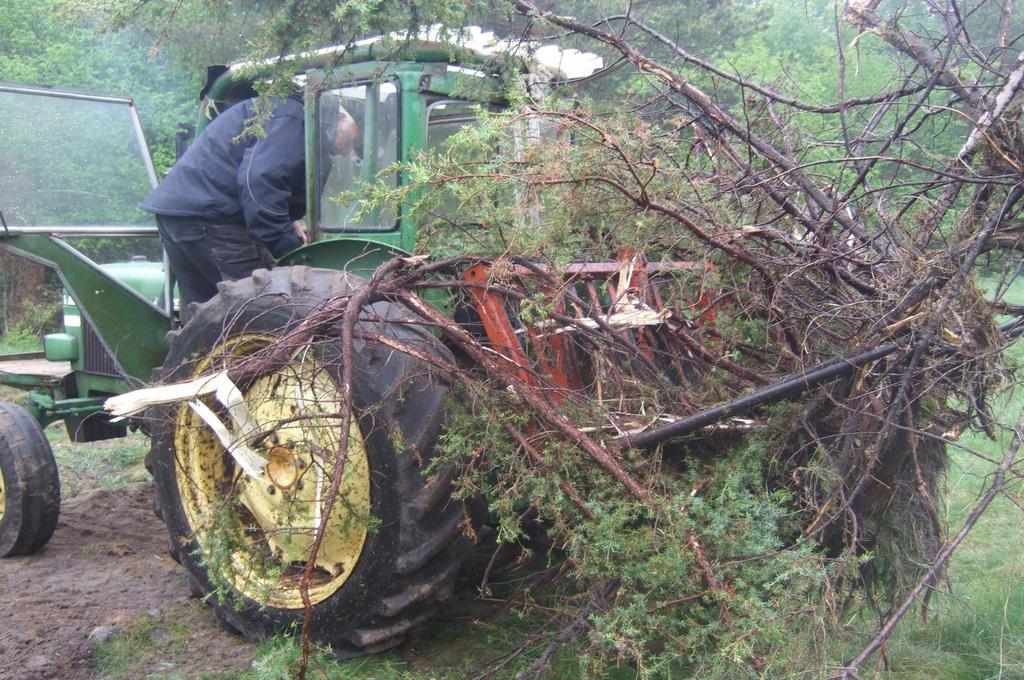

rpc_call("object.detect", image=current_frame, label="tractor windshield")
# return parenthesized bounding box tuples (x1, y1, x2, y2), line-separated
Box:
(0, 85, 161, 263)
(0, 86, 156, 231)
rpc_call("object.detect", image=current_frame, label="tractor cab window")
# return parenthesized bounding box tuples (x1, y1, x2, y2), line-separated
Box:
(427, 100, 481, 150)
(316, 82, 399, 232)
(425, 100, 492, 219)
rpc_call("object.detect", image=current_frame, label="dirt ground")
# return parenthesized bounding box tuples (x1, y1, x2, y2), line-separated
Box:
(0, 481, 253, 679)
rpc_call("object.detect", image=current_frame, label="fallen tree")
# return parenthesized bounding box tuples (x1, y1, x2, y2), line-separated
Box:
(98, 0, 1024, 676)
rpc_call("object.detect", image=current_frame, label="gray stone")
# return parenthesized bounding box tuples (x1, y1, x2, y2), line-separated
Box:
(150, 627, 174, 645)
(87, 625, 122, 646)
(147, 608, 163, 620)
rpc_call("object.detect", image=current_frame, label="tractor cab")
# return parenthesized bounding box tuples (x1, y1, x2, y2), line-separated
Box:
(195, 30, 601, 270)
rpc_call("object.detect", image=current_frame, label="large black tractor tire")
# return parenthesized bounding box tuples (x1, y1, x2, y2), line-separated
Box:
(147, 266, 467, 658)
(0, 402, 61, 556)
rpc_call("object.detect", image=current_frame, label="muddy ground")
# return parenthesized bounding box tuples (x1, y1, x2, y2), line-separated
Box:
(0, 481, 253, 679)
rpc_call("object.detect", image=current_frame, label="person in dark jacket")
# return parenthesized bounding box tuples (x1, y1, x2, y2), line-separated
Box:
(141, 94, 359, 311)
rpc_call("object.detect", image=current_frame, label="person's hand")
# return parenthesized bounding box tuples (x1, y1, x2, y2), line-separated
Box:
(291, 220, 308, 245)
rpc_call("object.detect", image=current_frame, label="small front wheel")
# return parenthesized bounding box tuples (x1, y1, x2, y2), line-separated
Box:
(0, 402, 61, 556)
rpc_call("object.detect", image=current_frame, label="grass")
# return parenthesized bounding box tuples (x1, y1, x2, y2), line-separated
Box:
(223, 592, 626, 679)
(830, 433, 1024, 680)
(0, 332, 42, 354)
(92, 602, 244, 680)
(48, 425, 150, 495)
(845, 388, 1024, 678)
(93, 610, 191, 677)
(92, 595, 599, 680)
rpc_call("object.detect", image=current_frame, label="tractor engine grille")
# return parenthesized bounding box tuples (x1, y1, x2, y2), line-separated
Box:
(82, 319, 122, 377)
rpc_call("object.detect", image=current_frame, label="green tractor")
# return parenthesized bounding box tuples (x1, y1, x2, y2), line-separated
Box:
(0, 36, 600, 655)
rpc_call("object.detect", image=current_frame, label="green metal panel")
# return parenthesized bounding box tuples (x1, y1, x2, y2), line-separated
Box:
(72, 373, 132, 395)
(99, 262, 166, 304)
(399, 71, 429, 253)
(57, 263, 166, 372)
(0, 371, 60, 391)
(303, 87, 320, 243)
(60, 292, 83, 368)
(0, 234, 171, 382)
(362, 83, 381, 184)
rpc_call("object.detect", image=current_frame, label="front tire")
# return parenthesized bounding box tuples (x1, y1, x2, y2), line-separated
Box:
(0, 402, 61, 556)
(147, 266, 467, 657)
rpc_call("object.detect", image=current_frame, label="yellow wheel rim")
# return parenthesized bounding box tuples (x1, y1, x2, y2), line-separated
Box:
(0, 465, 6, 523)
(174, 335, 371, 609)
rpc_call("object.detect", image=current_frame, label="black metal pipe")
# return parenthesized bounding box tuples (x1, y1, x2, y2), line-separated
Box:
(618, 341, 903, 450)
(619, 312, 1024, 450)
(619, 342, 901, 449)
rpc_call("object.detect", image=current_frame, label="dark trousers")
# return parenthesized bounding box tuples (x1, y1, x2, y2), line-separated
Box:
(155, 215, 275, 312)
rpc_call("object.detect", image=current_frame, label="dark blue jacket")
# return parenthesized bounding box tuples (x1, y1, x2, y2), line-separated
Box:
(141, 96, 305, 258)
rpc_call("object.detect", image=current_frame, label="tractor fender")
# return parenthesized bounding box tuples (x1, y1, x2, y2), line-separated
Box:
(277, 238, 453, 315)
(276, 237, 408, 279)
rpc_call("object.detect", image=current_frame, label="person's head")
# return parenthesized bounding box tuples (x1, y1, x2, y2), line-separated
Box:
(318, 92, 365, 161)
(332, 105, 361, 156)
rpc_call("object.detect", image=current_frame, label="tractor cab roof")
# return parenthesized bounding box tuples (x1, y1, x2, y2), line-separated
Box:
(201, 25, 602, 106)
